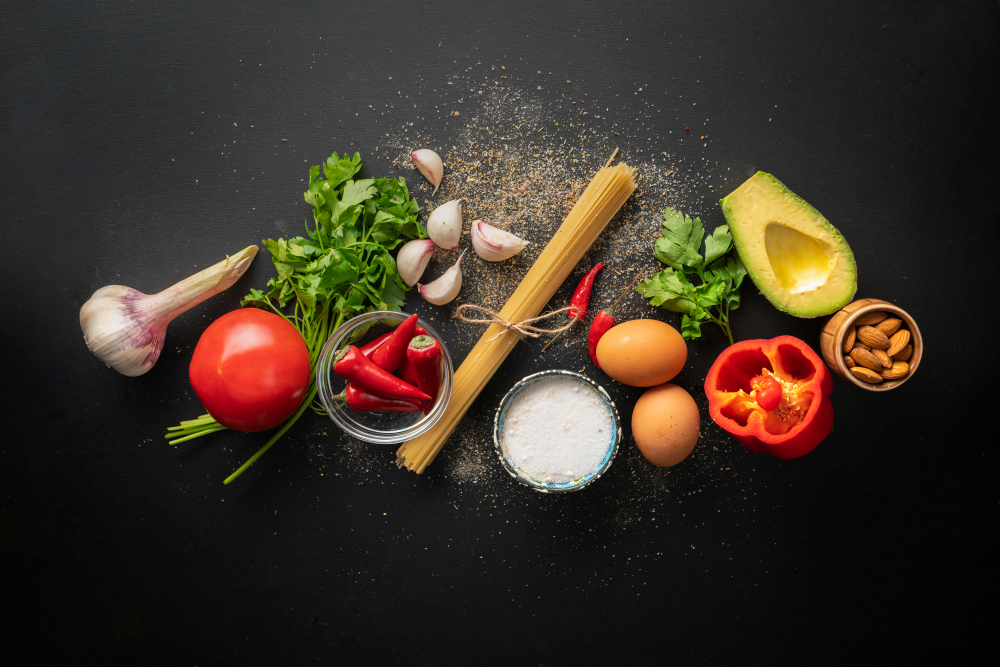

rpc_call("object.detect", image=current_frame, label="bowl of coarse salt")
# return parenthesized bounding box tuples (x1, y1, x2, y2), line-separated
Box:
(493, 369, 622, 493)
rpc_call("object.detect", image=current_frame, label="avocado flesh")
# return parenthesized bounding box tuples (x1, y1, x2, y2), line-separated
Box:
(720, 172, 857, 318)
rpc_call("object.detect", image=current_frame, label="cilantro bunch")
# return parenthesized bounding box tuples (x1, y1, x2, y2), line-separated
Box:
(636, 207, 746, 345)
(166, 152, 426, 483)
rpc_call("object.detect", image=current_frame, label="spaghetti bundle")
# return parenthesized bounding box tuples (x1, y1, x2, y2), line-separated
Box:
(396, 160, 637, 473)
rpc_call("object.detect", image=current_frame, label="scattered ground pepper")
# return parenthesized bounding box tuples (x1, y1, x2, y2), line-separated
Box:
(304, 74, 750, 523)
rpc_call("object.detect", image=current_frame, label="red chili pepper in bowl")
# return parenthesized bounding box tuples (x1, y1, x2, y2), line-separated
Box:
(588, 274, 643, 369)
(359, 332, 392, 358)
(372, 313, 418, 372)
(338, 383, 424, 413)
(542, 263, 605, 351)
(397, 353, 420, 388)
(360, 326, 426, 360)
(333, 346, 430, 401)
(704, 336, 833, 459)
(406, 335, 443, 410)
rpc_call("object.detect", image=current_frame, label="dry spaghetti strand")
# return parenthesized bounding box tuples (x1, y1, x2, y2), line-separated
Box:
(395, 159, 637, 473)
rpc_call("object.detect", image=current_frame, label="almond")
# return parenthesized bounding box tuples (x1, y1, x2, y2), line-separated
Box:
(857, 325, 891, 350)
(855, 311, 888, 326)
(844, 355, 855, 368)
(842, 326, 857, 354)
(893, 344, 913, 363)
(872, 348, 893, 368)
(875, 317, 902, 337)
(853, 342, 871, 352)
(881, 361, 909, 380)
(850, 366, 883, 384)
(887, 329, 911, 357)
(850, 347, 883, 372)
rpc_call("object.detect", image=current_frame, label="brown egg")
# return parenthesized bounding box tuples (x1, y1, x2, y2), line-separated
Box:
(595, 319, 687, 387)
(631, 383, 700, 467)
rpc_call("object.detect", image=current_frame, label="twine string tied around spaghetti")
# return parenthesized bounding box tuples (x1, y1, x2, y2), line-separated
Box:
(455, 304, 576, 344)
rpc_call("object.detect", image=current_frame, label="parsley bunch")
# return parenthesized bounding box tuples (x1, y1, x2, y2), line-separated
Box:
(636, 206, 746, 345)
(166, 152, 426, 483)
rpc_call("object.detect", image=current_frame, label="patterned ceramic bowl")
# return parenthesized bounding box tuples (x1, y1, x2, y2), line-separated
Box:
(493, 369, 621, 493)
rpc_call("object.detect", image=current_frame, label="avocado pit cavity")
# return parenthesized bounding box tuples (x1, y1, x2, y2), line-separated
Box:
(764, 223, 835, 294)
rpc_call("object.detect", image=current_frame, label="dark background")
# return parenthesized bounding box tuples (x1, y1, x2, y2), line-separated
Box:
(2, 1, 997, 664)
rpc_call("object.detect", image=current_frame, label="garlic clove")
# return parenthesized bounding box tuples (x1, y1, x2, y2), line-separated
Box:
(426, 199, 463, 250)
(396, 239, 436, 286)
(411, 149, 443, 195)
(470, 220, 529, 261)
(80, 245, 258, 376)
(418, 249, 466, 306)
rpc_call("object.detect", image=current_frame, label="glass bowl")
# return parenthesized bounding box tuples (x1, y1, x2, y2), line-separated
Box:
(316, 311, 454, 444)
(493, 369, 622, 493)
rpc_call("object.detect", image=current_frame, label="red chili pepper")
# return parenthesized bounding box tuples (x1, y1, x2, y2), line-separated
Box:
(360, 327, 426, 360)
(397, 352, 420, 387)
(542, 263, 605, 352)
(704, 336, 834, 459)
(359, 332, 392, 358)
(406, 335, 443, 410)
(372, 313, 418, 372)
(567, 263, 605, 319)
(339, 383, 423, 413)
(333, 346, 430, 401)
(588, 274, 643, 368)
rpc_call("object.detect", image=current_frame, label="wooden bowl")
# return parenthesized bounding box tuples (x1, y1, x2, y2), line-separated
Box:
(819, 298, 922, 391)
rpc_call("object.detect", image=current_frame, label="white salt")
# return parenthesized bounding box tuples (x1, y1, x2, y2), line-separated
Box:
(501, 376, 614, 485)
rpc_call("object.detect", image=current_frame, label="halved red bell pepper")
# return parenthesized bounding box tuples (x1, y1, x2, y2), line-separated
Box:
(704, 335, 833, 459)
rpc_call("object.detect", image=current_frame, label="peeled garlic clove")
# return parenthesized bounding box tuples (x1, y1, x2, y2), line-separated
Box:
(418, 249, 466, 306)
(411, 148, 443, 195)
(426, 199, 462, 249)
(396, 239, 436, 286)
(470, 220, 529, 261)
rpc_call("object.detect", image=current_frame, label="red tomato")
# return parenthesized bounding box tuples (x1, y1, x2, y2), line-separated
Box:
(189, 309, 310, 432)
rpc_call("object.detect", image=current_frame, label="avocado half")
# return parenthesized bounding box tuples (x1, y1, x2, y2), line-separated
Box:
(720, 172, 857, 318)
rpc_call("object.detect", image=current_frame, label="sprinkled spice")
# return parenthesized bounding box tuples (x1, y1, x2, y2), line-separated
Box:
(314, 76, 744, 511)
(382, 85, 710, 349)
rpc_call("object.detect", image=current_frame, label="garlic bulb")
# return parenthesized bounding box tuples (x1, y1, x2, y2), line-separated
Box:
(80, 245, 258, 376)
(418, 249, 466, 306)
(470, 220, 529, 261)
(411, 148, 443, 195)
(426, 199, 463, 249)
(396, 239, 436, 286)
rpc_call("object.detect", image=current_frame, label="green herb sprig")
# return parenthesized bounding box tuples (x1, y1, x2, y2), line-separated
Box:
(166, 152, 426, 483)
(636, 207, 746, 345)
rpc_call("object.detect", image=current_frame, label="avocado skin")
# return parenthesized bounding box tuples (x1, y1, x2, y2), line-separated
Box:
(719, 172, 857, 318)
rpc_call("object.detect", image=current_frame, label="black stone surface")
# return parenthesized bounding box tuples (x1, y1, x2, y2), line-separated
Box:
(2, 1, 997, 664)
